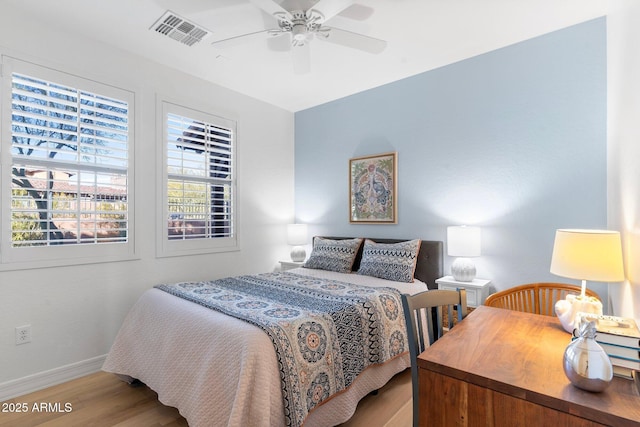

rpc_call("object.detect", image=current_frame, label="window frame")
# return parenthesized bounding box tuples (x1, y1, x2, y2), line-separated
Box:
(156, 98, 238, 258)
(0, 56, 137, 269)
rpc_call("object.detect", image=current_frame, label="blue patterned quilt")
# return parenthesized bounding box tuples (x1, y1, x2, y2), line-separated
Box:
(155, 271, 409, 427)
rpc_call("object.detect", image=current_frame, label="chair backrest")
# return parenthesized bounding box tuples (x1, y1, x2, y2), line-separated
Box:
(484, 282, 601, 316)
(401, 289, 467, 427)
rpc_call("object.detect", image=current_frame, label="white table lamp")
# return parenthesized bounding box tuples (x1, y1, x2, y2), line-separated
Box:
(447, 225, 481, 282)
(550, 229, 625, 333)
(287, 224, 308, 262)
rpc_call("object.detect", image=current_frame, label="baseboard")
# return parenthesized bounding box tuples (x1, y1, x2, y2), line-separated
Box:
(0, 354, 106, 402)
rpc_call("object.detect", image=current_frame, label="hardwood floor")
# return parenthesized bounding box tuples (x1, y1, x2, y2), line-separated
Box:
(1, 369, 411, 426)
(339, 369, 412, 427)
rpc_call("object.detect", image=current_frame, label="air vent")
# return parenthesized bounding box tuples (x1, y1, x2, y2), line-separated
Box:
(151, 11, 210, 47)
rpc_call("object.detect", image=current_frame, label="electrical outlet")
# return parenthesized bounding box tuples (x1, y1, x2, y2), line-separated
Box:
(15, 325, 31, 345)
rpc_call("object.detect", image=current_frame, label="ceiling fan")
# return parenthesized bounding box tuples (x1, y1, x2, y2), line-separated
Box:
(211, 0, 387, 72)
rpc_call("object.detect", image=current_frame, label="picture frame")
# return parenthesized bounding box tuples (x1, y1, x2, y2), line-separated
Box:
(349, 152, 397, 224)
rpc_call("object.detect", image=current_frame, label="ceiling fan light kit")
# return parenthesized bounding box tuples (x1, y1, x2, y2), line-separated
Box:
(270, 10, 329, 46)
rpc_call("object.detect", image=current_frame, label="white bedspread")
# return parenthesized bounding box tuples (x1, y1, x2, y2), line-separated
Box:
(102, 269, 426, 426)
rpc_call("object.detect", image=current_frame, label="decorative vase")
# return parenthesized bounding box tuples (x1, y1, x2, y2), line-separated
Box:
(563, 320, 613, 392)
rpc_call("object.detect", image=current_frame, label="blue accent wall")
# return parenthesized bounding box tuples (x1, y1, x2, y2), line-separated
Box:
(294, 18, 607, 291)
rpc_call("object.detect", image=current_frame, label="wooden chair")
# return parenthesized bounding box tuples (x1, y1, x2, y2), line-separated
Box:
(484, 282, 601, 316)
(401, 289, 467, 427)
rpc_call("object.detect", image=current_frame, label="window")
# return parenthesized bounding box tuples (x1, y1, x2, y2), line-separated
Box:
(159, 101, 236, 256)
(1, 58, 135, 266)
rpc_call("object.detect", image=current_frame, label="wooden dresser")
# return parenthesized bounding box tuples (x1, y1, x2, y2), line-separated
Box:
(417, 306, 640, 426)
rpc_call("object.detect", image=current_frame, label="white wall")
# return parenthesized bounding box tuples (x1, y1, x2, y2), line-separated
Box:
(0, 3, 294, 391)
(607, 0, 640, 320)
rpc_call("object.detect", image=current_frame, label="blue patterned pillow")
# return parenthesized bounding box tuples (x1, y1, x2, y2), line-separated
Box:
(357, 239, 421, 282)
(303, 237, 363, 273)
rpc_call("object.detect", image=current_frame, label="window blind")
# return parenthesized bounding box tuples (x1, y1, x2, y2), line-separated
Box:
(10, 72, 129, 247)
(166, 112, 234, 240)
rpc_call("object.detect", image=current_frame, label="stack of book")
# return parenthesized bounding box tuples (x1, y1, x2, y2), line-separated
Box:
(577, 313, 640, 379)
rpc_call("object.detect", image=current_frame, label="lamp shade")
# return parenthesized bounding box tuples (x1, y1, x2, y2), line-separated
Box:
(447, 226, 481, 257)
(286, 224, 308, 246)
(550, 229, 625, 282)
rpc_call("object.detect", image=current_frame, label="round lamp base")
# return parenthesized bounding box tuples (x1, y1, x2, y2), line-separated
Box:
(290, 246, 306, 263)
(451, 258, 476, 282)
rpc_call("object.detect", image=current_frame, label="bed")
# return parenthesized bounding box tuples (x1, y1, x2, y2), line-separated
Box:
(103, 237, 443, 427)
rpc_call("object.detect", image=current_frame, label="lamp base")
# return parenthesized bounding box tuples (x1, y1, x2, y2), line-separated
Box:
(290, 246, 306, 263)
(451, 257, 476, 282)
(555, 294, 603, 333)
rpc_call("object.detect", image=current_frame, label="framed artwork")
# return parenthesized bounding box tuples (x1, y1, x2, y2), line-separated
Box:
(349, 152, 397, 224)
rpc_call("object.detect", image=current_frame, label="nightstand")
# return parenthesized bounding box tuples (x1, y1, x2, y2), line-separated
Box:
(436, 276, 492, 308)
(279, 260, 304, 271)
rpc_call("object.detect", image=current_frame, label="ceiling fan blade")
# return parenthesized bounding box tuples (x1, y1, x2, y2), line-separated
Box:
(211, 28, 275, 49)
(249, 0, 291, 19)
(335, 3, 374, 21)
(311, 0, 355, 22)
(291, 43, 311, 75)
(320, 27, 387, 54)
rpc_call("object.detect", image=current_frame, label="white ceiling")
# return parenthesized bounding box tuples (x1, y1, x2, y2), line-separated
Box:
(7, 0, 608, 112)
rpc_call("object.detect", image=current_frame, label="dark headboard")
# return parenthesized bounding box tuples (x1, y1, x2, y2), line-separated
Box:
(317, 237, 444, 290)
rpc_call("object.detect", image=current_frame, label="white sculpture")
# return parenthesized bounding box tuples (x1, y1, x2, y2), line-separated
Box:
(555, 294, 603, 333)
